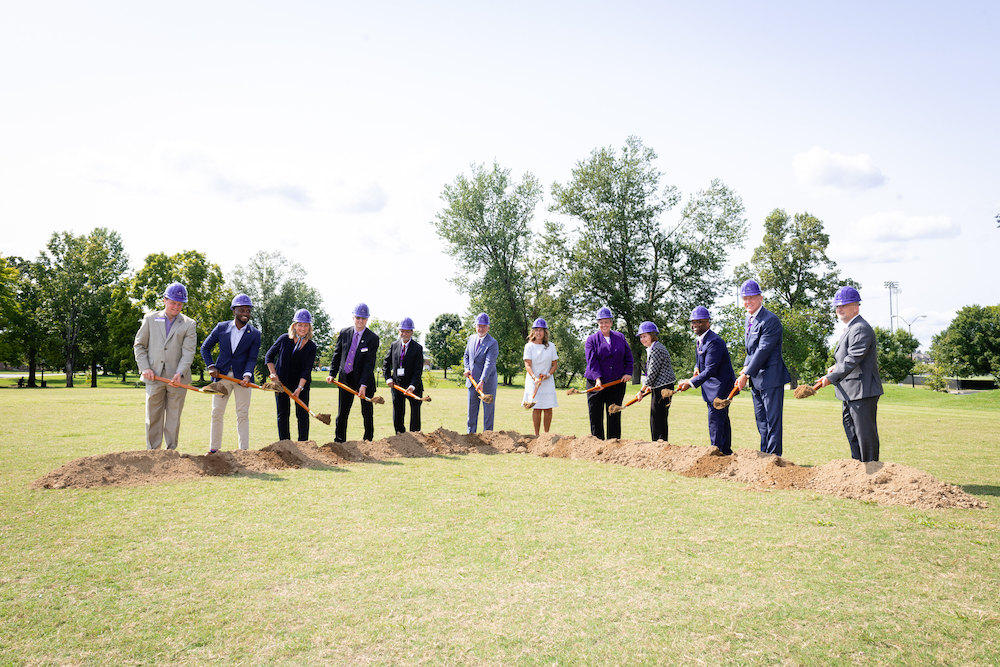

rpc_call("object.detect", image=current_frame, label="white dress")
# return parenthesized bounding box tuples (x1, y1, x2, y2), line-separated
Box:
(523, 342, 559, 409)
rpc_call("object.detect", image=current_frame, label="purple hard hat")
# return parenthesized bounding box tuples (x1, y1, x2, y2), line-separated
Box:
(739, 279, 762, 297)
(689, 306, 711, 321)
(400, 317, 415, 330)
(352, 303, 370, 318)
(293, 308, 312, 324)
(163, 282, 188, 303)
(532, 317, 548, 329)
(833, 286, 862, 307)
(637, 321, 659, 336)
(596, 306, 613, 320)
(231, 293, 253, 309)
(475, 312, 490, 326)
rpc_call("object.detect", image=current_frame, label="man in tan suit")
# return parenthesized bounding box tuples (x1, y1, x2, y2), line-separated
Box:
(133, 282, 197, 450)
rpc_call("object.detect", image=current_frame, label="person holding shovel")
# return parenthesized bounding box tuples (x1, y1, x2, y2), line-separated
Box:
(327, 303, 380, 442)
(382, 317, 424, 434)
(637, 321, 675, 442)
(133, 282, 197, 450)
(584, 307, 634, 440)
(201, 294, 262, 453)
(819, 286, 883, 462)
(265, 309, 318, 442)
(735, 280, 791, 456)
(523, 318, 559, 436)
(677, 307, 736, 455)
(463, 312, 499, 433)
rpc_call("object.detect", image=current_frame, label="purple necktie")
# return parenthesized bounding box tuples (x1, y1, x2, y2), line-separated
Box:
(475, 338, 481, 355)
(746, 317, 754, 335)
(345, 330, 360, 373)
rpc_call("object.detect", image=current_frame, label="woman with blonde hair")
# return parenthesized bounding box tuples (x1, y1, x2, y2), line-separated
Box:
(265, 309, 318, 441)
(523, 318, 559, 436)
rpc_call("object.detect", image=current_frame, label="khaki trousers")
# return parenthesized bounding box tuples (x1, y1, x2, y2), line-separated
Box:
(209, 380, 252, 450)
(145, 381, 188, 450)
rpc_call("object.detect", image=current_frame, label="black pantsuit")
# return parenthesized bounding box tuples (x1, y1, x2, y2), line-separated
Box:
(586, 380, 627, 440)
(275, 386, 310, 441)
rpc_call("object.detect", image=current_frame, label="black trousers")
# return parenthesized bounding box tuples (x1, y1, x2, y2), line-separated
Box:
(336, 382, 374, 442)
(391, 388, 422, 434)
(586, 380, 627, 440)
(842, 396, 880, 462)
(649, 383, 674, 442)
(275, 386, 310, 441)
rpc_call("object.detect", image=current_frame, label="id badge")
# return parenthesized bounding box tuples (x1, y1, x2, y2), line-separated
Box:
(397, 367, 405, 375)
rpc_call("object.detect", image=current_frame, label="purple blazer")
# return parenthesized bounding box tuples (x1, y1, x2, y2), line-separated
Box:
(584, 330, 634, 382)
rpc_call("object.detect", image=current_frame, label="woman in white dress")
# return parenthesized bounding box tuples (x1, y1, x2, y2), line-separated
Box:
(523, 318, 559, 436)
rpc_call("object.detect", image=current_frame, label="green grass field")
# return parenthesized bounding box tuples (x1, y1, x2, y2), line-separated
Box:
(1, 376, 998, 665)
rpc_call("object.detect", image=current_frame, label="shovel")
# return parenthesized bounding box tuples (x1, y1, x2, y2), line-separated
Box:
(794, 380, 825, 399)
(713, 384, 741, 409)
(152, 374, 224, 395)
(330, 377, 385, 404)
(215, 372, 282, 392)
(608, 386, 651, 414)
(566, 377, 625, 396)
(472, 383, 494, 404)
(269, 379, 332, 425)
(391, 383, 431, 402)
(522, 375, 544, 409)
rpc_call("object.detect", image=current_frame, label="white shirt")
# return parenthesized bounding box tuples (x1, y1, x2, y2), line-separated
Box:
(230, 321, 250, 376)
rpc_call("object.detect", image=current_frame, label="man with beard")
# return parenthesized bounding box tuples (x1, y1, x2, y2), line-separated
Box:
(201, 294, 262, 453)
(677, 307, 737, 455)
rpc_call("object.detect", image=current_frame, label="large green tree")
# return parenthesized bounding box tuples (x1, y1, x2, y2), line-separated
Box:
(230, 251, 332, 380)
(38, 228, 129, 387)
(105, 283, 145, 382)
(874, 326, 920, 384)
(931, 304, 1000, 387)
(736, 209, 857, 386)
(433, 162, 543, 384)
(549, 136, 748, 379)
(1, 257, 58, 387)
(132, 250, 234, 381)
(425, 313, 465, 379)
(0, 256, 21, 367)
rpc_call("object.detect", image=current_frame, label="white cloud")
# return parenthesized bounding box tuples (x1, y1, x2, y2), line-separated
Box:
(857, 210, 960, 242)
(793, 146, 886, 191)
(330, 180, 389, 214)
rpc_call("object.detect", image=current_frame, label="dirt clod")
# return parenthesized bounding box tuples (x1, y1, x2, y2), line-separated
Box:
(30, 430, 987, 510)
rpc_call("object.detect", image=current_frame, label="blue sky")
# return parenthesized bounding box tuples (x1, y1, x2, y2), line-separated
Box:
(2, 1, 997, 350)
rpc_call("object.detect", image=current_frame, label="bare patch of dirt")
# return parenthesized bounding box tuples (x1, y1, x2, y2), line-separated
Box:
(31, 430, 987, 509)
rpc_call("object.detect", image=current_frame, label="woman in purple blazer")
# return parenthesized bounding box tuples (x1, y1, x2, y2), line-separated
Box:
(584, 307, 634, 439)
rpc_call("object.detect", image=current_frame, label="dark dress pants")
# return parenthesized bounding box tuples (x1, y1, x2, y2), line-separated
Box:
(275, 386, 310, 441)
(842, 395, 880, 462)
(587, 380, 627, 440)
(649, 383, 674, 442)
(391, 388, 422, 434)
(706, 399, 733, 455)
(751, 383, 784, 456)
(335, 380, 374, 442)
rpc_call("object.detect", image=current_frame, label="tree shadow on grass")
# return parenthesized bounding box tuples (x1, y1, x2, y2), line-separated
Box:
(961, 484, 1000, 497)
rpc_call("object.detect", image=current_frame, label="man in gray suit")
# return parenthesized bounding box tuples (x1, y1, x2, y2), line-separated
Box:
(133, 282, 198, 450)
(463, 312, 499, 433)
(820, 286, 883, 462)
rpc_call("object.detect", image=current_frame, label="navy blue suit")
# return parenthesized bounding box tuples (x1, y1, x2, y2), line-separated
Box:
(690, 329, 737, 455)
(743, 306, 791, 456)
(201, 321, 262, 381)
(265, 334, 317, 441)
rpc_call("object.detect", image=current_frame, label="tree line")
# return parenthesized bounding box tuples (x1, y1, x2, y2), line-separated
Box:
(0, 238, 332, 387)
(3, 136, 993, 390)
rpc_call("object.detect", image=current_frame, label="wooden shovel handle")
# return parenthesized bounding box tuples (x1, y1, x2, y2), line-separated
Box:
(215, 372, 269, 391)
(585, 377, 625, 393)
(152, 375, 205, 394)
(280, 382, 312, 413)
(391, 382, 428, 401)
(330, 377, 376, 402)
(625, 386, 651, 408)
(724, 384, 740, 401)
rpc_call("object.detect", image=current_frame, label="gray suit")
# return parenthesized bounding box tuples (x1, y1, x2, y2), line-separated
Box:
(825, 314, 883, 462)
(134, 310, 197, 450)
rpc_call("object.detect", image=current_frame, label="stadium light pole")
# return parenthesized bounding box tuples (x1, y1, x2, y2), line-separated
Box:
(884, 281, 899, 332)
(896, 314, 927, 388)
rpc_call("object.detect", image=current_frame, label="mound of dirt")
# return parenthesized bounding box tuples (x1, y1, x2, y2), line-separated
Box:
(31, 430, 987, 510)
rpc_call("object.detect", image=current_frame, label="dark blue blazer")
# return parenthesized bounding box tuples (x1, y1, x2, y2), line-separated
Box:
(691, 329, 737, 403)
(743, 307, 791, 390)
(265, 334, 317, 388)
(201, 320, 261, 380)
(584, 330, 634, 382)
